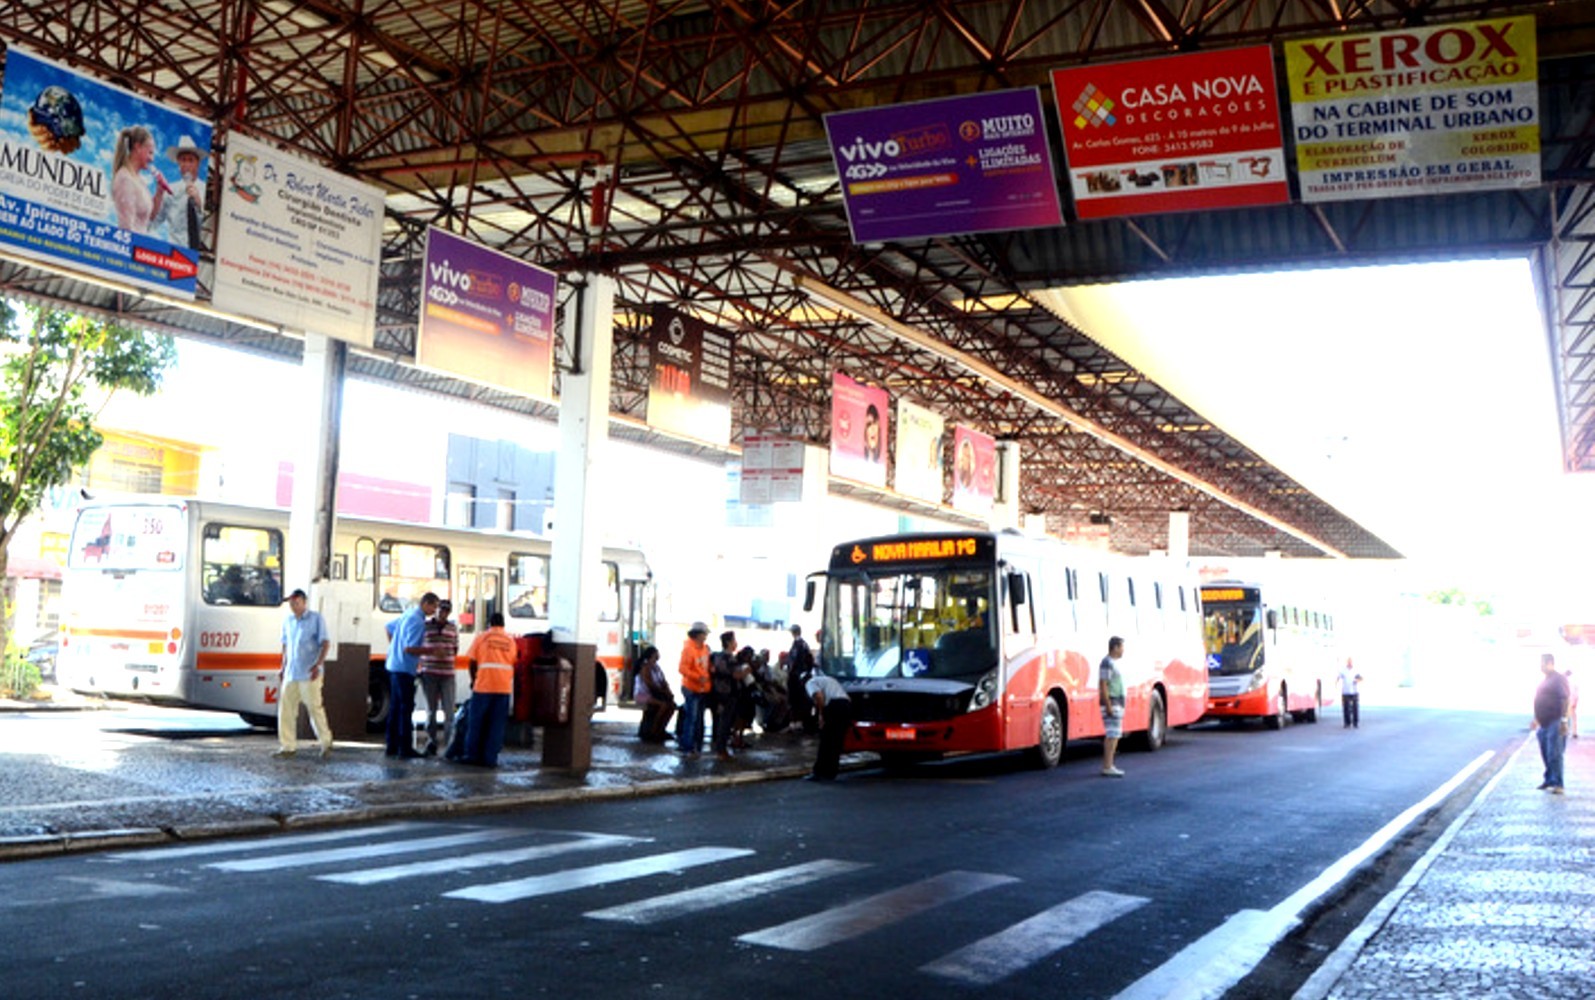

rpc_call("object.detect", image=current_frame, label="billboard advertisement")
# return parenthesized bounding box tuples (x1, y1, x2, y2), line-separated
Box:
(1050, 46, 1289, 219)
(213, 132, 384, 346)
(0, 48, 212, 296)
(646, 305, 733, 447)
(416, 226, 559, 401)
(823, 88, 1063, 243)
(1285, 16, 1539, 202)
(951, 425, 997, 516)
(741, 433, 806, 504)
(830, 372, 889, 488)
(895, 398, 946, 504)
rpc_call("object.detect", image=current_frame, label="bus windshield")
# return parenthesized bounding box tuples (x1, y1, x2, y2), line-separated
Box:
(1203, 602, 1263, 675)
(822, 567, 997, 680)
(67, 505, 185, 571)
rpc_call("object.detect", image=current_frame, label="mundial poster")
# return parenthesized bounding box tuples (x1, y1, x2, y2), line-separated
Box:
(0, 47, 212, 296)
(213, 132, 384, 346)
(830, 371, 889, 489)
(1050, 46, 1288, 219)
(823, 88, 1063, 243)
(1285, 16, 1539, 202)
(416, 226, 559, 401)
(646, 304, 733, 447)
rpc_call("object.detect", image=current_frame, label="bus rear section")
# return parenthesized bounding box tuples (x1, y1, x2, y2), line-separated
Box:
(58, 502, 193, 704)
(1201, 583, 1329, 728)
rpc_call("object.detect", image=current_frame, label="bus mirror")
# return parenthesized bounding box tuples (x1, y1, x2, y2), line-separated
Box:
(1266, 609, 1278, 630)
(1007, 572, 1027, 604)
(803, 579, 816, 612)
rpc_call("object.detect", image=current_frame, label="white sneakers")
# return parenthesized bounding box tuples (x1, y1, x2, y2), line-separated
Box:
(1101, 766, 1125, 778)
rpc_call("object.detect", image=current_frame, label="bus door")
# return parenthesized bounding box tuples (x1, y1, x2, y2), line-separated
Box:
(454, 567, 503, 637)
(1000, 565, 1040, 748)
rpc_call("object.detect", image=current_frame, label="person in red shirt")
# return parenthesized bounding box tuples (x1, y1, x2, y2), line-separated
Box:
(460, 612, 517, 767)
(676, 622, 711, 754)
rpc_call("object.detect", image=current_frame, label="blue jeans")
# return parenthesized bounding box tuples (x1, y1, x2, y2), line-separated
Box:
(678, 690, 706, 751)
(385, 672, 417, 755)
(465, 692, 510, 767)
(1537, 723, 1567, 788)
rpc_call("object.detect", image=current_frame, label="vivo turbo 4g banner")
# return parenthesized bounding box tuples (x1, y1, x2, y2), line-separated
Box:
(1285, 16, 1539, 202)
(824, 88, 1063, 243)
(0, 48, 212, 296)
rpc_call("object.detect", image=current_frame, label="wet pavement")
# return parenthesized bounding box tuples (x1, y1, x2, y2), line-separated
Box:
(1298, 728, 1593, 999)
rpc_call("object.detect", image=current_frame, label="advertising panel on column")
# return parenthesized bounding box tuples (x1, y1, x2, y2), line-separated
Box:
(823, 88, 1063, 243)
(645, 305, 733, 447)
(213, 132, 384, 345)
(1285, 16, 1539, 202)
(0, 48, 211, 296)
(416, 226, 558, 401)
(1050, 46, 1288, 219)
(740, 432, 806, 504)
(830, 372, 889, 488)
(895, 399, 946, 504)
(951, 425, 997, 516)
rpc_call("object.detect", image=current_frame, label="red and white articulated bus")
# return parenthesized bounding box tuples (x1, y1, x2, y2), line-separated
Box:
(56, 498, 653, 728)
(1200, 582, 1337, 728)
(808, 530, 1208, 769)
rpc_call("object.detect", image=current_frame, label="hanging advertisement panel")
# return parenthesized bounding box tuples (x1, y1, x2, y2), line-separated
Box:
(740, 433, 805, 504)
(830, 372, 889, 488)
(894, 399, 946, 505)
(0, 48, 212, 296)
(415, 227, 558, 401)
(213, 133, 384, 345)
(1285, 16, 1539, 202)
(1050, 46, 1289, 219)
(823, 88, 1063, 243)
(951, 425, 997, 516)
(646, 305, 733, 447)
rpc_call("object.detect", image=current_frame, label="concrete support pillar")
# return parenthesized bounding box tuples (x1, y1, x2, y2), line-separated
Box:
(286, 333, 345, 592)
(545, 274, 615, 772)
(991, 440, 1022, 531)
(1167, 511, 1190, 560)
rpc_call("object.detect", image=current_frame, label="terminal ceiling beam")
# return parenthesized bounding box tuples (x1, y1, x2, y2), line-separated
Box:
(2, 0, 1592, 560)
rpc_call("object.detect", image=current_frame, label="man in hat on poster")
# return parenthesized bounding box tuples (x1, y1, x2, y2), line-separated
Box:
(154, 134, 208, 249)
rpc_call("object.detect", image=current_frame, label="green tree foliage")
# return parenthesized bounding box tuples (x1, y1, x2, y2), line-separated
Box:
(0, 299, 175, 654)
(1425, 587, 1494, 617)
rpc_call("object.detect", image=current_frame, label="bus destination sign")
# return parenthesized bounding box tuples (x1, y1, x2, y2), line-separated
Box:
(1199, 587, 1257, 603)
(835, 535, 993, 569)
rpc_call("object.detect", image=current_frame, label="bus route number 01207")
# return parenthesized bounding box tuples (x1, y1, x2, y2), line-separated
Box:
(199, 631, 241, 649)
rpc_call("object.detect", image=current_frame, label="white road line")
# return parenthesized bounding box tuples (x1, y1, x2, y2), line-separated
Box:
(208, 829, 519, 872)
(585, 859, 870, 924)
(921, 890, 1150, 986)
(104, 823, 432, 862)
(737, 870, 1019, 952)
(319, 833, 647, 886)
(1112, 749, 1496, 1000)
(444, 846, 754, 904)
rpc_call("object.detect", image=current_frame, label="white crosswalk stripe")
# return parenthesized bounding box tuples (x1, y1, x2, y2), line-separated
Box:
(104, 823, 433, 862)
(921, 889, 1150, 985)
(320, 832, 647, 886)
(444, 846, 754, 904)
(207, 828, 518, 872)
(585, 858, 870, 924)
(737, 870, 1019, 951)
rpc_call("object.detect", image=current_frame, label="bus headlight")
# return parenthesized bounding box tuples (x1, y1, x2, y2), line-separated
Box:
(969, 668, 1000, 711)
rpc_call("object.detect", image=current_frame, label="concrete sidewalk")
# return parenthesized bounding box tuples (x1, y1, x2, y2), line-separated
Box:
(0, 695, 822, 859)
(1299, 729, 1593, 999)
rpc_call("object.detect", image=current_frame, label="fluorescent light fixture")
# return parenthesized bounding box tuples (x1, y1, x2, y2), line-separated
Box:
(789, 272, 1351, 559)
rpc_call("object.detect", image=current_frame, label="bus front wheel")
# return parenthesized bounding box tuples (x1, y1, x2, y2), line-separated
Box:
(1137, 690, 1167, 752)
(1264, 687, 1289, 730)
(1028, 697, 1065, 770)
(367, 665, 391, 733)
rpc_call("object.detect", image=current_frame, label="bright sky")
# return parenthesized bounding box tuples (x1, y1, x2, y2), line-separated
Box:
(1043, 258, 1595, 623)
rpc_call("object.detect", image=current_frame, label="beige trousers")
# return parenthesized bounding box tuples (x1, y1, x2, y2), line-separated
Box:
(278, 676, 334, 752)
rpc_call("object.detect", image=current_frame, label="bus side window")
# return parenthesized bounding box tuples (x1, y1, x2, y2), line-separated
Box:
(601, 562, 621, 622)
(508, 552, 550, 620)
(201, 523, 283, 607)
(378, 540, 451, 612)
(355, 538, 375, 582)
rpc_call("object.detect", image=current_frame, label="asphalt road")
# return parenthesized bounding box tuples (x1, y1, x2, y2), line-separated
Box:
(0, 705, 1523, 1000)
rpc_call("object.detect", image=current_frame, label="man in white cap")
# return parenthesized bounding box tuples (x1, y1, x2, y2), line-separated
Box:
(155, 135, 207, 249)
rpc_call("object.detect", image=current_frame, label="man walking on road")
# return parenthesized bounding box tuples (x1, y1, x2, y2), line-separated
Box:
(276, 588, 334, 759)
(1099, 636, 1126, 778)
(1338, 658, 1362, 729)
(1533, 652, 1571, 794)
(385, 591, 438, 759)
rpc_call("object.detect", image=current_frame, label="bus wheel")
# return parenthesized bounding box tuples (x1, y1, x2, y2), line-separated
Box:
(1028, 697, 1065, 770)
(1137, 690, 1167, 752)
(367, 666, 391, 733)
(1297, 683, 1321, 724)
(1264, 687, 1289, 730)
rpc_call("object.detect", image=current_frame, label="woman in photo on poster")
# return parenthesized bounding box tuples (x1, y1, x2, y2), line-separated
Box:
(111, 125, 170, 233)
(863, 403, 883, 464)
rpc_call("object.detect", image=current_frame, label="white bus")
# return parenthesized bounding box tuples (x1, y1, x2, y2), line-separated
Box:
(56, 498, 653, 728)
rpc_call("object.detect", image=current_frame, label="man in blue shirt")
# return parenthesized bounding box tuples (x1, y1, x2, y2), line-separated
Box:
(277, 588, 334, 759)
(385, 591, 439, 758)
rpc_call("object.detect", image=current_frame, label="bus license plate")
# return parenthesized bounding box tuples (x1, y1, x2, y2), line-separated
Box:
(884, 727, 916, 741)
